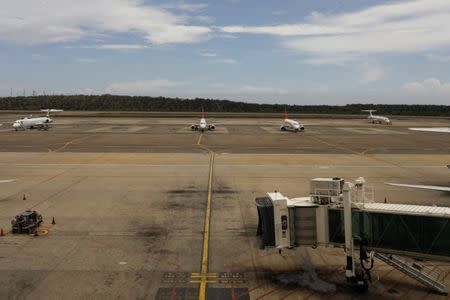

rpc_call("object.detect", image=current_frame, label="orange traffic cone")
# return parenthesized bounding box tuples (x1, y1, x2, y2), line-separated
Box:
(51, 217, 56, 225)
(22, 194, 26, 201)
(0, 228, 4, 236)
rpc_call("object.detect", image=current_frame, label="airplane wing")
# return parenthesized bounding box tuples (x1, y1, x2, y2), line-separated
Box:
(409, 127, 450, 133)
(0, 179, 16, 183)
(386, 182, 450, 192)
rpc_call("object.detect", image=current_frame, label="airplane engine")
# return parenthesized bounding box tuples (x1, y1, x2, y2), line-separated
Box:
(209, 125, 215, 130)
(300, 126, 305, 131)
(191, 125, 196, 130)
(280, 126, 286, 131)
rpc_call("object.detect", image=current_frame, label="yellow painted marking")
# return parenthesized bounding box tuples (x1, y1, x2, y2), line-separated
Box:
(359, 148, 374, 156)
(197, 133, 203, 145)
(49, 134, 95, 153)
(191, 274, 217, 278)
(307, 135, 362, 156)
(199, 152, 215, 300)
(191, 280, 217, 284)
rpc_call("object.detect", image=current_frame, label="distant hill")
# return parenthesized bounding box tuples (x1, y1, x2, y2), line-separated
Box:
(0, 95, 448, 116)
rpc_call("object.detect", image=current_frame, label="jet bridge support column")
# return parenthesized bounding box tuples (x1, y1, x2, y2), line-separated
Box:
(343, 182, 368, 291)
(343, 182, 355, 278)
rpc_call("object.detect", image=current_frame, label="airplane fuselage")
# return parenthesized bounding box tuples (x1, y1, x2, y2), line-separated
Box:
(281, 119, 304, 132)
(192, 117, 215, 132)
(368, 115, 391, 125)
(13, 117, 52, 131)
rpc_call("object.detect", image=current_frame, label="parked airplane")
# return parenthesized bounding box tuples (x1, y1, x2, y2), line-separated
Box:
(362, 110, 391, 125)
(409, 127, 450, 133)
(386, 165, 450, 192)
(281, 109, 304, 132)
(13, 109, 63, 131)
(191, 110, 215, 132)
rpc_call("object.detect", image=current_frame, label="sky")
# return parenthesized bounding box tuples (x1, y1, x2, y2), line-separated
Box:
(0, 0, 450, 105)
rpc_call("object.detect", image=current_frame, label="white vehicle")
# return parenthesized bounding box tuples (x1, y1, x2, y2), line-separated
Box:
(13, 109, 63, 131)
(191, 110, 215, 132)
(281, 109, 304, 132)
(386, 165, 450, 192)
(409, 127, 450, 133)
(362, 110, 391, 125)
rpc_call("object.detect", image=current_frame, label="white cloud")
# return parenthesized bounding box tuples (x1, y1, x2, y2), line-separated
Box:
(298, 55, 360, 66)
(210, 83, 225, 88)
(425, 53, 450, 63)
(31, 54, 47, 61)
(162, 2, 208, 13)
(239, 85, 288, 95)
(195, 15, 215, 24)
(271, 11, 286, 16)
(359, 63, 384, 83)
(401, 78, 450, 94)
(214, 58, 237, 64)
(200, 51, 237, 64)
(104, 79, 186, 95)
(200, 52, 218, 57)
(77, 58, 96, 64)
(0, 0, 211, 45)
(220, 0, 450, 60)
(87, 44, 148, 50)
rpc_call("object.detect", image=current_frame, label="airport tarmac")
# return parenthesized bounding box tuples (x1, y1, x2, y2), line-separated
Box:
(0, 116, 448, 154)
(0, 115, 449, 299)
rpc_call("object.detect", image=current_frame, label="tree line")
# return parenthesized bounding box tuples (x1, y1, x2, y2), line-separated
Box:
(0, 95, 448, 116)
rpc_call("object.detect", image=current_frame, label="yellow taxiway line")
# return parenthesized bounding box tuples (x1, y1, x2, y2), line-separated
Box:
(197, 133, 203, 145)
(199, 151, 215, 300)
(48, 134, 96, 153)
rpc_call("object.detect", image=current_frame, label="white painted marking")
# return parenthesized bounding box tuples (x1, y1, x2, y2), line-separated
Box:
(87, 126, 147, 133)
(337, 127, 406, 135)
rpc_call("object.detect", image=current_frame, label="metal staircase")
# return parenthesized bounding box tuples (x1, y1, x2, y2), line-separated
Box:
(374, 252, 448, 295)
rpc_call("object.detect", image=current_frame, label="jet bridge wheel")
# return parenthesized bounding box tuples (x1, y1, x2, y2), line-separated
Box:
(347, 274, 369, 293)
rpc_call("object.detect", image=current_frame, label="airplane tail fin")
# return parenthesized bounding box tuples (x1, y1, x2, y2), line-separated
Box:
(40, 109, 63, 118)
(361, 109, 376, 117)
(201, 106, 205, 118)
(284, 107, 288, 120)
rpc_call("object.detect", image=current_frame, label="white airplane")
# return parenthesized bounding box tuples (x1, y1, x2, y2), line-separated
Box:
(281, 109, 304, 132)
(13, 109, 63, 131)
(386, 165, 450, 192)
(191, 110, 215, 132)
(409, 127, 450, 133)
(362, 110, 391, 125)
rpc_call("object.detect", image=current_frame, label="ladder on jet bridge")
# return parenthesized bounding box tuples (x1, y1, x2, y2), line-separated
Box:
(374, 252, 448, 295)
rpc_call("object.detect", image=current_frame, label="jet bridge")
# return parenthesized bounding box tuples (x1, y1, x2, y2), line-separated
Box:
(255, 177, 449, 294)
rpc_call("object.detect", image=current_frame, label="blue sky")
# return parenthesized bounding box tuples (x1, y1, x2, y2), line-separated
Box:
(1, 0, 450, 104)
